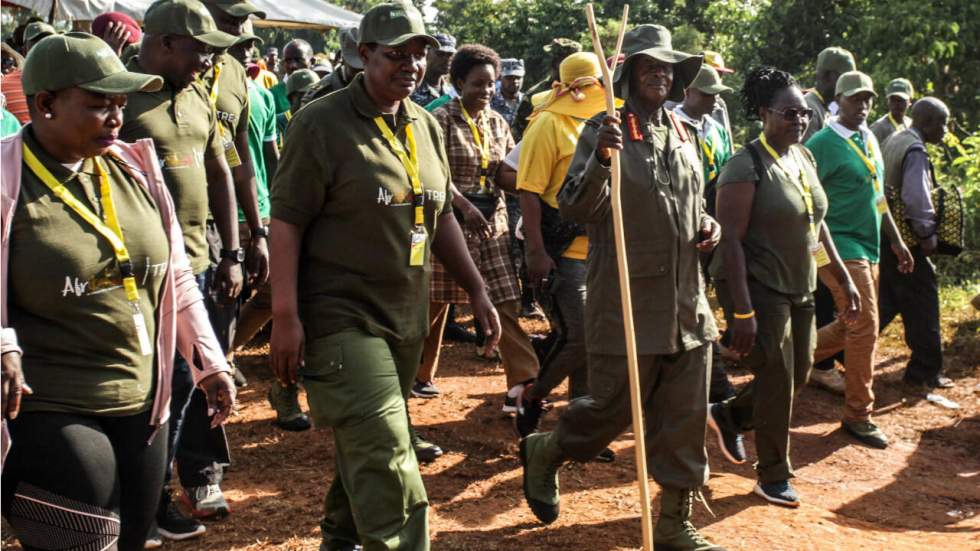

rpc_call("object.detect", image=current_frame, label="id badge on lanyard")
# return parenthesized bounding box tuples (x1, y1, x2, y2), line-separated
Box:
(22, 145, 153, 356)
(374, 116, 427, 267)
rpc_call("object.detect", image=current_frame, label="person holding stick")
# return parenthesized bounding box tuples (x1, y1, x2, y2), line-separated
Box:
(519, 24, 725, 551)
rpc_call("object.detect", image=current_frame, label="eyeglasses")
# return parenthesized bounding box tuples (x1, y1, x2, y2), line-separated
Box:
(767, 107, 814, 121)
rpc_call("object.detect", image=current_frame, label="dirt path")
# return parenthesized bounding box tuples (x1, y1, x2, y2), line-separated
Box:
(166, 298, 979, 551)
(3, 298, 978, 550)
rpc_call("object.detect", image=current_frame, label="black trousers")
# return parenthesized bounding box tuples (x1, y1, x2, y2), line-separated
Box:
(878, 236, 943, 383)
(812, 280, 839, 371)
(2, 410, 166, 551)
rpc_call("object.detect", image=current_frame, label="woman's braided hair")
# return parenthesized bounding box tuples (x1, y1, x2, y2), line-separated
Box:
(741, 66, 797, 121)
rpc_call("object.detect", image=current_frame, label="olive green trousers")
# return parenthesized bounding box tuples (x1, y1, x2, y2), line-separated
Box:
(300, 329, 428, 551)
(553, 344, 711, 489)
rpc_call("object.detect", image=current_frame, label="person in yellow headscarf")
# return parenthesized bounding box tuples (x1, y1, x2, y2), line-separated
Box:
(511, 53, 612, 463)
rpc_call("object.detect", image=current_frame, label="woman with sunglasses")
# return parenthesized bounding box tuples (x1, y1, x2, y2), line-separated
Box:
(708, 66, 860, 508)
(1, 33, 234, 550)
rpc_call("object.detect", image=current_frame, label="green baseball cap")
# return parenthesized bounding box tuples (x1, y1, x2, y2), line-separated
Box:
(204, 0, 266, 18)
(286, 68, 318, 96)
(816, 46, 856, 75)
(24, 22, 57, 44)
(339, 27, 363, 70)
(835, 70, 876, 98)
(885, 78, 914, 100)
(22, 32, 163, 95)
(358, 3, 438, 49)
(144, 0, 239, 48)
(690, 65, 731, 95)
(543, 37, 582, 59)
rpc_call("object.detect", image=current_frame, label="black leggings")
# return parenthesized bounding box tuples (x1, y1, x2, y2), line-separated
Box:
(1, 410, 167, 551)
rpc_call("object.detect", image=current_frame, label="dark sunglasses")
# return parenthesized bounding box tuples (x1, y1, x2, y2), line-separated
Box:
(767, 107, 814, 121)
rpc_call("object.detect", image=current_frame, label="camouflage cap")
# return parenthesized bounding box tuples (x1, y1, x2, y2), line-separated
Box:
(22, 32, 163, 95)
(204, 0, 266, 19)
(816, 46, 856, 75)
(24, 22, 57, 44)
(689, 65, 732, 95)
(885, 78, 914, 100)
(835, 70, 876, 98)
(543, 37, 582, 59)
(500, 58, 525, 77)
(358, 3, 438, 49)
(144, 0, 239, 48)
(286, 68, 318, 96)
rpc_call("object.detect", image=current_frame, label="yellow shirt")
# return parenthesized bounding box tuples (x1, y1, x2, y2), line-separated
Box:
(517, 110, 589, 259)
(256, 69, 278, 90)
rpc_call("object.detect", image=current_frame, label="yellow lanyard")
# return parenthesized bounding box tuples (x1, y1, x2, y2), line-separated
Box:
(887, 113, 904, 131)
(458, 99, 491, 191)
(842, 132, 881, 194)
(759, 133, 816, 236)
(208, 63, 222, 105)
(22, 144, 140, 304)
(373, 116, 424, 227)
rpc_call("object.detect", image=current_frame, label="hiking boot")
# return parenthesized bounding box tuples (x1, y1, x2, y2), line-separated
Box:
(594, 447, 616, 463)
(753, 479, 800, 508)
(842, 420, 888, 449)
(809, 367, 845, 395)
(519, 431, 565, 524)
(706, 403, 746, 464)
(230, 362, 248, 387)
(268, 383, 311, 431)
(654, 487, 725, 551)
(502, 384, 525, 414)
(144, 523, 162, 549)
(180, 484, 230, 519)
(411, 379, 440, 399)
(444, 321, 477, 343)
(410, 427, 443, 464)
(157, 494, 206, 541)
(514, 385, 546, 438)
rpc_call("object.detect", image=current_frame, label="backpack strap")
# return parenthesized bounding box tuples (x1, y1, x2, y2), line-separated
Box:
(745, 140, 765, 186)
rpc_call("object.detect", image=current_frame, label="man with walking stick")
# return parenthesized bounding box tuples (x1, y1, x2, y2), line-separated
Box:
(519, 22, 724, 551)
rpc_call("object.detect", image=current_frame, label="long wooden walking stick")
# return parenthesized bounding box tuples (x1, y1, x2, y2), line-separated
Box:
(584, 5, 653, 551)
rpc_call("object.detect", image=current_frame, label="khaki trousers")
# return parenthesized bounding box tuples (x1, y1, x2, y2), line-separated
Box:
(417, 300, 539, 389)
(815, 260, 879, 423)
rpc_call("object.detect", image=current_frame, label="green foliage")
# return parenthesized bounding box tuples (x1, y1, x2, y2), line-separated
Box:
(930, 129, 980, 283)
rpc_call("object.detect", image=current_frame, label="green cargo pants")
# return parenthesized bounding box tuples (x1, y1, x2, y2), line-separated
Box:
(716, 278, 815, 483)
(554, 343, 710, 489)
(300, 329, 428, 551)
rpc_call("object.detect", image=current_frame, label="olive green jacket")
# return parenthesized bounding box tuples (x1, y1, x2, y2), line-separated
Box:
(558, 106, 719, 356)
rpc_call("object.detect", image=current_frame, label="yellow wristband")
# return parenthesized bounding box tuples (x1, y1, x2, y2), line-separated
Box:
(733, 310, 755, 320)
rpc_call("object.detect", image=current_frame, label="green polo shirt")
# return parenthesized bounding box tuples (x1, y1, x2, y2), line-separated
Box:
(270, 81, 290, 114)
(200, 54, 248, 169)
(806, 125, 884, 262)
(245, 80, 276, 221)
(120, 57, 224, 275)
(711, 141, 829, 295)
(271, 73, 453, 344)
(10, 129, 170, 416)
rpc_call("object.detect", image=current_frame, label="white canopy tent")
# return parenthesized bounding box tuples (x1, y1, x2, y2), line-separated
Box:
(3, 0, 360, 30)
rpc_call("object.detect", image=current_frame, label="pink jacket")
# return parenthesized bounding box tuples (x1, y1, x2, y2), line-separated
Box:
(1, 130, 230, 430)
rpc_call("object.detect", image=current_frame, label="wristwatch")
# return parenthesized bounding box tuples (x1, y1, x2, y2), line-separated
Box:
(252, 225, 269, 239)
(220, 248, 246, 263)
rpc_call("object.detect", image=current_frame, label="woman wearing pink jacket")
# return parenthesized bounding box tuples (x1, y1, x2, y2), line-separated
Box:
(0, 32, 234, 551)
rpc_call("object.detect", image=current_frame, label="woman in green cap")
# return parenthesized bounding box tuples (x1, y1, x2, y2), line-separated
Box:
(520, 24, 724, 551)
(708, 66, 859, 508)
(269, 3, 499, 549)
(0, 32, 235, 550)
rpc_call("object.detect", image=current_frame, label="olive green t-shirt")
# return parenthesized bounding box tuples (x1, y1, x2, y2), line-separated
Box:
(10, 129, 170, 415)
(270, 73, 453, 343)
(711, 141, 828, 295)
(119, 57, 224, 275)
(200, 54, 248, 170)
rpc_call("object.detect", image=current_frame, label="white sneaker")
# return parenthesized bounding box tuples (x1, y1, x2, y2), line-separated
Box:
(809, 368, 846, 395)
(502, 384, 524, 414)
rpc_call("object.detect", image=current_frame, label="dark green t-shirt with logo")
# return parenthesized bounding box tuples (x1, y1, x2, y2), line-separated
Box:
(10, 129, 170, 415)
(271, 74, 453, 344)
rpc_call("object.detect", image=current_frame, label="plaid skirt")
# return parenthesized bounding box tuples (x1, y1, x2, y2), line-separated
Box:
(430, 205, 520, 305)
